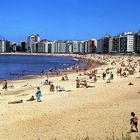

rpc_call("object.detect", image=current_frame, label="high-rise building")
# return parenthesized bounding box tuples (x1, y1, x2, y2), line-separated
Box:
(28, 34, 40, 42)
(120, 32, 134, 53)
(103, 35, 112, 53)
(78, 41, 85, 54)
(11, 43, 17, 52)
(0, 40, 5, 53)
(97, 39, 104, 53)
(20, 41, 27, 52)
(66, 41, 73, 53)
(134, 31, 140, 53)
(72, 41, 79, 53)
(54, 41, 67, 53)
(112, 32, 134, 53)
(5, 40, 11, 52)
(112, 36, 120, 53)
(48, 41, 55, 53)
(36, 40, 48, 53)
(27, 34, 40, 53)
(108, 37, 113, 53)
(84, 39, 97, 54)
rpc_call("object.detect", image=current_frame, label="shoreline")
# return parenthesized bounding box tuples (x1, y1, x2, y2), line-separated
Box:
(0, 53, 106, 81)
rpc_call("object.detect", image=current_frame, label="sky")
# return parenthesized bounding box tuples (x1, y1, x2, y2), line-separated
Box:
(0, 0, 140, 42)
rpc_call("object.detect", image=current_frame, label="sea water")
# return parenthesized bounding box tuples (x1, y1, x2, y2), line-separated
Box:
(0, 54, 85, 80)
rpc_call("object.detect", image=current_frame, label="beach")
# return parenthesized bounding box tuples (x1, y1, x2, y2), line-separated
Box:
(0, 54, 140, 140)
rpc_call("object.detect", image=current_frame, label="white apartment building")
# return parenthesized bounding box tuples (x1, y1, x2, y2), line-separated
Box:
(67, 42, 73, 53)
(78, 41, 85, 54)
(112, 32, 134, 53)
(48, 41, 55, 53)
(0, 40, 5, 53)
(126, 35, 134, 52)
(37, 41, 48, 53)
(27, 34, 40, 53)
(72, 41, 79, 53)
(54, 41, 66, 53)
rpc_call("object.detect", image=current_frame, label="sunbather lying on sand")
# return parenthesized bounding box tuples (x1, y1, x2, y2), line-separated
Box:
(8, 100, 23, 104)
(26, 95, 36, 101)
(56, 85, 65, 92)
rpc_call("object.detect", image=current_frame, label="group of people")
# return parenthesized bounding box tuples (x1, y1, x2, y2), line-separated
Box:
(4, 55, 140, 134)
(61, 74, 69, 81)
(8, 87, 42, 104)
(75, 77, 88, 88)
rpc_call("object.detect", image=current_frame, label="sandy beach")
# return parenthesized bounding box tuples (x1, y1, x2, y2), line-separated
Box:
(0, 54, 140, 140)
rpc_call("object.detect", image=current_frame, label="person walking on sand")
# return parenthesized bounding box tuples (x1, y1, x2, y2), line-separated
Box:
(130, 112, 138, 132)
(2, 80, 7, 91)
(36, 87, 42, 102)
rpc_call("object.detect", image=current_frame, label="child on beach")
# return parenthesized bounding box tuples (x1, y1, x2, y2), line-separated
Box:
(36, 87, 42, 102)
(130, 112, 138, 132)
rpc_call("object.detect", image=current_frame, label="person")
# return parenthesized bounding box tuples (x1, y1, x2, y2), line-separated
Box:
(110, 72, 114, 80)
(93, 75, 97, 83)
(61, 75, 65, 81)
(50, 83, 55, 92)
(103, 72, 106, 80)
(8, 100, 23, 104)
(130, 112, 138, 132)
(64, 74, 69, 80)
(2, 80, 7, 91)
(76, 77, 80, 88)
(36, 87, 42, 102)
(40, 69, 45, 75)
(44, 75, 48, 85)
(26, 95, 36, 101)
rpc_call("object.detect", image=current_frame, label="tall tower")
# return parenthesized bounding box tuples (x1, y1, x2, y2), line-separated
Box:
(27, 34, 40, 53)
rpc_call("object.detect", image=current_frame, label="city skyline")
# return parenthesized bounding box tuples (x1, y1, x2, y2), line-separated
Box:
(0, 0, 140, 42)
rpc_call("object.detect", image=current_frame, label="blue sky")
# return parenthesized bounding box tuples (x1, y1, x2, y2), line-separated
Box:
(0, 0, 140, 42)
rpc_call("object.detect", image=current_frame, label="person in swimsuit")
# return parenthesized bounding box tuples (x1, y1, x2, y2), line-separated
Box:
(8, 100, 23, 104)
(130, 112, 138, 132)
(26, 95, 36, 101)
